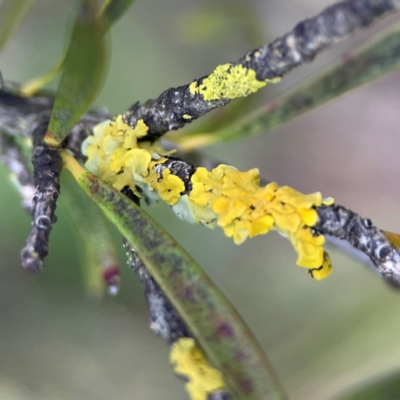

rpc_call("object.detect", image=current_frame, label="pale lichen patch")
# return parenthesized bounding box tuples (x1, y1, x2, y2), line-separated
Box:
(189, 63, 269, 101)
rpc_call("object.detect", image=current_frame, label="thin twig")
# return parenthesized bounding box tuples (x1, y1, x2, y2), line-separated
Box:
(20, 120, 62, 272)
(124, 0, 399, 140)
(123, 239, 190, 344)
(0, 85, 52, 138)
(315, 205, 400, 287)
(123, 239, 232, 400)
(0, 87, 110, 159)
(124, 149, 400, 288)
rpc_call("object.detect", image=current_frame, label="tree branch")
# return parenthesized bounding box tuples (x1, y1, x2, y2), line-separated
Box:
(315, 205, 400, 287)
(20, 120, 62, 272)
(124, 0, 399, 140)
(123, 238, 191, 344)
(118, 146, 400, 287)
(0, 87, 110, 159)
(123, 239, 232, 400)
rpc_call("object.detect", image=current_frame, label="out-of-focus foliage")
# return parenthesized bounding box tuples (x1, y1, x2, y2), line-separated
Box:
(46, 0, 108, 145)
(20, 0, 136, 97)
(0, 0, 34, 51)
(60, 174, 120, 297)
(338, 371, 400, 400)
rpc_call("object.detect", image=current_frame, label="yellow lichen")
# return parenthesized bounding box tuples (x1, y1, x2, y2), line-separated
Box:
(185, 165, 333, 275)
(308, 252, 332, 280)
(189, 63, 268, 101)
(170, 338, 226, 400)
(152, 168, 185, 205)
(82, 116, 172, 197)
(83, 115, 334, 280)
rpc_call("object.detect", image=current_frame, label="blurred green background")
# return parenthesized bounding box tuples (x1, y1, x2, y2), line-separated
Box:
(1, 0, 400, 399)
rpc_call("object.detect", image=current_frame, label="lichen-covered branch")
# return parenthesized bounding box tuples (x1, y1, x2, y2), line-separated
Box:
(83, 117, 335, 280)
(121, 180, 231, 400)
(315, 205, 400, 287)
(0, 84, 112, 272)
(20, 120, 62, 272)
(123, 239, 231, 400)
(124, 0, 399, 140)
(1, 2, 399, 284)
(83, 116, 400, 286)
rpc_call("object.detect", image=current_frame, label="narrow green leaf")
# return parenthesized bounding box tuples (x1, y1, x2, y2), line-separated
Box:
(20, 56, 65, 97)
(62, 152, 287, 400)
(338, 370, 400, 400)
(60, 173, 120, 297)
(187, 21, 400, 146)
(20, 0, 135, 96)
(99, 0, 136, 30)
(0, 0, 34, 52)
(46, 0, 108, 146)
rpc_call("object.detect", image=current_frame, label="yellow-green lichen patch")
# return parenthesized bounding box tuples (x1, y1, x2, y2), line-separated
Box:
(170, 337, 226, 400)
(189, 63, 268, 101)
(308, 252, 332, 280)
(186, 165, 333, 278)
(82, 116, 172, 196)
(150, 168, 185, 205)
(83, 114, 333, 280)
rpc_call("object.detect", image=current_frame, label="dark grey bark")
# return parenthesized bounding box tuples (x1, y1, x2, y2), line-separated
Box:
(20, 120, 62, 272)
(125, 0, 399, 140)
(316, 205, 400, 287)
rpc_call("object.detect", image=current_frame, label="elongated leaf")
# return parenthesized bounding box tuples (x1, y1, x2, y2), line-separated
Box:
(60, 173, 120, 296)
(99, 0, 136, 30)
(61, 151, 287, 400)
(0, 0, 34, 51)
(20, 56, 65, 97)
(46, 0, 108, 146)
(180, 21, 400, 147)
(21, 0, 135, 97)
(338, 370, 400, 400)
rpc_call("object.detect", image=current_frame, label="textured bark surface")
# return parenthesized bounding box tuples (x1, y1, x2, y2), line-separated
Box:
(125, 0, 399, 140)
(123, 240, 233, 399)
(0, 87, 109, 159)
(316, 205, 400, 287)
(21, 121, 62, 272)
(123, 239, 191, 344)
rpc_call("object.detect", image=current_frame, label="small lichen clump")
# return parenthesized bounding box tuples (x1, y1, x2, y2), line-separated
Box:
(82, 116, 334, 280)
(170, 337, 226, 400)
(189, 63, 280, 101)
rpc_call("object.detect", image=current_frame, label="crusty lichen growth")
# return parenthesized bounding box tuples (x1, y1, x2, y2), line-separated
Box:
(83, 117, 334, 280)
(170, 337, 227, 400)
(184, 165, 334, 278)
(189, 63, 280, 101)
